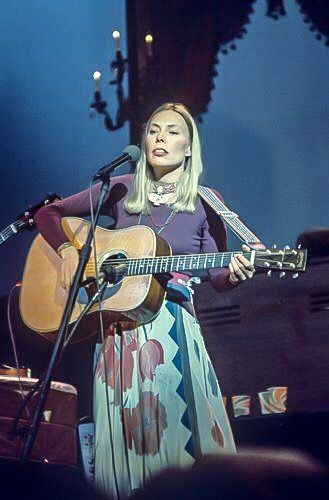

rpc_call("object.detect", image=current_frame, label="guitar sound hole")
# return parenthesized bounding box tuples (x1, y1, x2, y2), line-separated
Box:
(100, 252, 127, 286)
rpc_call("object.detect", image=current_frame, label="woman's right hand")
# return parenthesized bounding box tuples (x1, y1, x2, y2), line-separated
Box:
(59, 246, 79, 291)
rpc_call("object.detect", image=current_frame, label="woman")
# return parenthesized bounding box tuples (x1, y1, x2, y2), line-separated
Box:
(35, 103, 255, 498)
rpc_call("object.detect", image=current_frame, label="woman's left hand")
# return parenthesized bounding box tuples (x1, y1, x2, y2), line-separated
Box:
(228, 244, 256, 285)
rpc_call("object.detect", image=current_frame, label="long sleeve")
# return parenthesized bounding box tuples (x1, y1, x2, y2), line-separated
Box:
(34, 174, 131, 252)
(34, 183, 104, 251)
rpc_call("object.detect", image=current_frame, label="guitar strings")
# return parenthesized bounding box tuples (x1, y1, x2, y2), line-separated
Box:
(88, 250, 295, 275)
(0, 220, 25, 240)
(99, 253, 251, 271)
(100, 251, 262, 266)
(84, 247, 299, 278)
(102, 251, 253, 263)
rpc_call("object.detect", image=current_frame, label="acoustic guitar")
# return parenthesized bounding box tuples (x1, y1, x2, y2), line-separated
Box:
(20, 217, 307, 335)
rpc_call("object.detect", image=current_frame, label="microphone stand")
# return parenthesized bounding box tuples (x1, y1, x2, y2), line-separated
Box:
(19, 172, 114, 463)
(63, 279, 109, 349)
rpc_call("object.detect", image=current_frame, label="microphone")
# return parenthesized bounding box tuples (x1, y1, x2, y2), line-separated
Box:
(79, 263, 127, 288)
(93, 145, 140, 181)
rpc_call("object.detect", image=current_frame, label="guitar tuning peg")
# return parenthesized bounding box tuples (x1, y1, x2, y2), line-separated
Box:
(292, 273, 299, 279)
(267, 270, 272, 278)
(279, 272, 286, 278)
(297, 244, 301, 249)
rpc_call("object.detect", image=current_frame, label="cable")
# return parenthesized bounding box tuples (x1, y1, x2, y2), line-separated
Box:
(7, 283, 31, 418)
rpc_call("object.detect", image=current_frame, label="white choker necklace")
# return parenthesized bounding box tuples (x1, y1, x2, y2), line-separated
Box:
(148, 182, 177, 206)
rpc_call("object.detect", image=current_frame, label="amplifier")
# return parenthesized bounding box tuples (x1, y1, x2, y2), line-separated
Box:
(0, 376, 77, 467)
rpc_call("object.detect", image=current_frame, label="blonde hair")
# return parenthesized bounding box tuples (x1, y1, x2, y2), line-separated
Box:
(124, 103, 204, 214)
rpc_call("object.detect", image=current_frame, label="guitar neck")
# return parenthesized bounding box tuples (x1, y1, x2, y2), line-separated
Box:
(0, 220, 25, 245)
(123, 251, 249, 276)
(99, 245, 305, 278)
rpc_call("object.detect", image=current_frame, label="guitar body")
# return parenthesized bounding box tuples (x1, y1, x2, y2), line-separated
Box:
(20, 217, 171, 335)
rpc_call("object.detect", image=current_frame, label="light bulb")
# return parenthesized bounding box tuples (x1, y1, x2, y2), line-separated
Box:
(145, 33, 153, 57)
(92, 71, 101, 91)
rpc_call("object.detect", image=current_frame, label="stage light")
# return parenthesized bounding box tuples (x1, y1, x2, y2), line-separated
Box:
(112, 30, 121, 40)
(112, 30, 121, 51)
(93, 71, 101, 81)
(145, 34, 153, 57)
(92, 71, 102, 92)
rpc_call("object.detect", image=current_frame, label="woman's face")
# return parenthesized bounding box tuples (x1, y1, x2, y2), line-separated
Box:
(145, 110, 191, 176)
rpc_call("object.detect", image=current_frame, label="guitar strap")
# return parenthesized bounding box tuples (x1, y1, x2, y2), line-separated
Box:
(198, 185, 262, 245)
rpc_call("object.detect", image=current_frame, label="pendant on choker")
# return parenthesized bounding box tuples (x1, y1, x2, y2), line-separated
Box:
(148, 182, 177, 206)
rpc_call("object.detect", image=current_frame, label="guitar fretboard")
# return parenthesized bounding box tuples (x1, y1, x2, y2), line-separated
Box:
(101, 251, 254, 277)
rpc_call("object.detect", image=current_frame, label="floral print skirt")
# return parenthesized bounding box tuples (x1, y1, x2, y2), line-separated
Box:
(93, 290, 236, 499)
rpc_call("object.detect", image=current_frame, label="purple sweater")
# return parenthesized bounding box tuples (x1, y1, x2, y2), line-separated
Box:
(34, 174, 234, 292)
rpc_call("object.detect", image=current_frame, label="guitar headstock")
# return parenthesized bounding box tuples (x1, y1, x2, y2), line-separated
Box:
(18, 193, 61, 229)
(254, 245, 307, 278)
